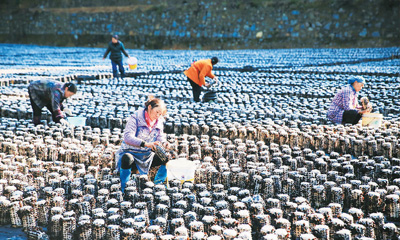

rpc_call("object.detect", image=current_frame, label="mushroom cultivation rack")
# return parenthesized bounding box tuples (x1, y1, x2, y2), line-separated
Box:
(0, 44, 399, 239)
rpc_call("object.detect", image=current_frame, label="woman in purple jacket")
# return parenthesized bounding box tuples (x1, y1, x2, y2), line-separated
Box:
(115, 97, 169, 192)
(327, 76, 371, 125)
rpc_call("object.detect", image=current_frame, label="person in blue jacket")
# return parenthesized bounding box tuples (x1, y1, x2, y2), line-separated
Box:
(103, 34, 130, 80)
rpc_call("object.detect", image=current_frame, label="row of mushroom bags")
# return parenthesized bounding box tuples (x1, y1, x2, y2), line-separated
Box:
(0, 44, 399, 239)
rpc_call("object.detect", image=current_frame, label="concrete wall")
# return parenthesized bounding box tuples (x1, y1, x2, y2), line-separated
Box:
(0, 0, 399, 49)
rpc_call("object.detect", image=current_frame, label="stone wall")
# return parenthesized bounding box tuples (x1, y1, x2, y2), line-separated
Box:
(0, 0, 399, 49)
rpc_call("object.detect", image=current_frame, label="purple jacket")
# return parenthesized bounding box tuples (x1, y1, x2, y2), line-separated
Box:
(327, 84, 360, 124)
(122, 108, 166, 149)
(115, 108, 166, 173)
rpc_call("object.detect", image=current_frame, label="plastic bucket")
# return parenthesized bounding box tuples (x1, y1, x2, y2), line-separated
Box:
(127, 57, 138, 70)
(67, 117, 86, 126)
(362, 113, 382, 128)
(166, 158, 197, 183)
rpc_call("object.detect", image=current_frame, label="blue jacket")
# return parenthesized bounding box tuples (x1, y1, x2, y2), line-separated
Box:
(103, 41, 129, 62)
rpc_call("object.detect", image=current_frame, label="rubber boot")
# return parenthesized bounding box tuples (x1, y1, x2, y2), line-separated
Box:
(33, 116, 41, 126)
(154, 165, 167, 184)
(120, 168, 131, 193)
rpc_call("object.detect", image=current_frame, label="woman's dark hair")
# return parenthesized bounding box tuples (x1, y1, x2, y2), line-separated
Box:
(211, 57, 219, 65)
(145, 96, 167, 115)
(64, 82, 77, 93)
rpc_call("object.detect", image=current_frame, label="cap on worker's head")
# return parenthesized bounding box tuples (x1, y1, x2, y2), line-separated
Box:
(211, 57, 219, 65)
(64, 82, 78, 93)
(112, 34, 119, 40)
(348, 76, 366, 85)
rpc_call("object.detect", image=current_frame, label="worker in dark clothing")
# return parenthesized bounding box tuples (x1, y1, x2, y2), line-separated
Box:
(28, 80, 77, 126)
(103, 34, 130, 80)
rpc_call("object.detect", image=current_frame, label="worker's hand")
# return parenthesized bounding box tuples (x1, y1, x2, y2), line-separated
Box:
(144, 142, 153, 150)
(63, 108, 74, 117)
(204, 83, 211, 88)
(145, 141, 161, 151)
(359, 109, 371, 114)
(60, 119, 69, 127)
(367, 103, 373, 112)
(102, 58, 105, 60)
(162, 142, 170, 150)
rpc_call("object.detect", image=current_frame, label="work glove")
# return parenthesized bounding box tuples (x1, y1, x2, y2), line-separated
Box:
(60, 119, 70, 127)
(63, 108, 74, 116)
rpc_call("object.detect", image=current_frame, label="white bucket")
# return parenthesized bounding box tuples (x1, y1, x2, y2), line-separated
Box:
(362, 113, 383, 128)
(67, 117, 86, 126)
(166, 158, 197, 183)
(127, 57, 138, 70)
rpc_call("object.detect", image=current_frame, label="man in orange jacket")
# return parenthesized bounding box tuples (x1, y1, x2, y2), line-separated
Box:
(184, 57, 219, 102)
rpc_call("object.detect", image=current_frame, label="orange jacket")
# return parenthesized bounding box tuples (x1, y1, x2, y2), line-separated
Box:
(184, 59, 215, 87)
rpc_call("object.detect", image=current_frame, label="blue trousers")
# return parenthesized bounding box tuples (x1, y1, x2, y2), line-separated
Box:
(120, 152, 168, 189)
(111, 60, 125, 78)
